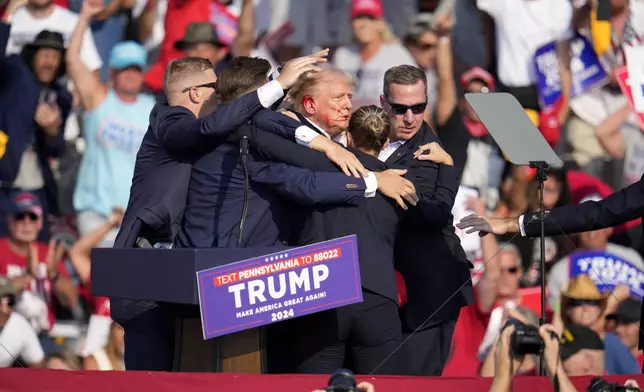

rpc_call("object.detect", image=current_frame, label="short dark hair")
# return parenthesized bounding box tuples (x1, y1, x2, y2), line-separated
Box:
(216, 57, 271, 104)
(383, 65, 427, 98)
(163, 57, 213, 94)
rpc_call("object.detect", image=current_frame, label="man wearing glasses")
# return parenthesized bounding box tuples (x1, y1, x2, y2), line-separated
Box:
(111, 53, 326, 372)
(378, 64, 473, 376)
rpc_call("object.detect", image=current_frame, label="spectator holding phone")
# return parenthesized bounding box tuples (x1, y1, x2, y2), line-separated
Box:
(0, 15, 71, 242)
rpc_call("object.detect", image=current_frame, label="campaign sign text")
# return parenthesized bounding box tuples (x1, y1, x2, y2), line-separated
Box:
(535, 35, 607, 108)
(196, 235, 363, 339)
(615, 66, 644, 131)
(569, 250, 644, 298)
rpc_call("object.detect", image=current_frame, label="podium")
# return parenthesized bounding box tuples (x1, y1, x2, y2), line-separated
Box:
(90, 246, 287, 373)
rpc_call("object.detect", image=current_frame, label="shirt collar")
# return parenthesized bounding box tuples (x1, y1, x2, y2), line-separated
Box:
(307, 118, 347, 147)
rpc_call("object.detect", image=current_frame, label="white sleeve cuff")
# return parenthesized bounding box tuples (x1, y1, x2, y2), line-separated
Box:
(519, 215, 526, 237)
(256, 80, 285, 108)
(295, 125, 321, 148)
(363, 171, 377, 198)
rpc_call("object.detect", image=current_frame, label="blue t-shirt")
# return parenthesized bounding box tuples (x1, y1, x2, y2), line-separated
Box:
(604, 332, 640, 375)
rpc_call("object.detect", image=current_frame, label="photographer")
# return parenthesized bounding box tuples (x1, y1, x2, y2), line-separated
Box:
(312, 381, 375, 392)
(489, 323, 576, 392)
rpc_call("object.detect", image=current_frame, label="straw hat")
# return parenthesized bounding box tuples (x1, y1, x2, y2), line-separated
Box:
(561, 275, 609, 312)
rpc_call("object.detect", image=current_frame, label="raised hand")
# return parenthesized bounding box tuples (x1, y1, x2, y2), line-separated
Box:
(310, 137, 368, 178)
(375, 169, 418, 210)
(276, 49, 329, 90)
(45, 239, 65, 278)
(538, 324, 561, 377)
(34, 103, 61, 136)
(81, 0, 106, 17)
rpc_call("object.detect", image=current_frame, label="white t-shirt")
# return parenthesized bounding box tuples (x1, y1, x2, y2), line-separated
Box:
(477, 0, 573, 87)
(7, 5, 102, 72)
(333, 42, 416, 108)
(0, 312, 44, 367)
(547, 243, 644, 309)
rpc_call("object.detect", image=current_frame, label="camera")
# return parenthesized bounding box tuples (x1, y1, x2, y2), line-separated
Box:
(504, 318, 547, 356)
(587, 378, 641, 392)
(324, 369, 358, 392)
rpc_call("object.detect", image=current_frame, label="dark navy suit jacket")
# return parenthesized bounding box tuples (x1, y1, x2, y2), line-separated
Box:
(173, 122, 368, 249)
(114, 92, 268, 249)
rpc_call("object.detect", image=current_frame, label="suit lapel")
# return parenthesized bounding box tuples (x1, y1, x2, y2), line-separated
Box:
(384, 141, 411, 165)
(384, 122, 434, 165)
(294, 112, 325, 136)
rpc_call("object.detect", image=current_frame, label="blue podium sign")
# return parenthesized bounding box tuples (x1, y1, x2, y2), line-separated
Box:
(196, 235, 363, 339)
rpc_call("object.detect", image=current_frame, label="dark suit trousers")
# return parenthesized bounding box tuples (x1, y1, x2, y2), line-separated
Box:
(398, 317, 458, 376)
(267, 291, 402, 375)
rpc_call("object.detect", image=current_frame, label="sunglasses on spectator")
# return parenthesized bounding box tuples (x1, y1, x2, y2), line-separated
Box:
(182, 82, 217, 93)
(501, 266, 519, 274)
(567, 299, 602, 308)
(415, 41, 437, 50)
(386, 99, 427, 115)
(14, 211, 38, 222)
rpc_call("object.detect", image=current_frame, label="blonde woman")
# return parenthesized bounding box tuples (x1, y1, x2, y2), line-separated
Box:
(84, 322, 125, 371)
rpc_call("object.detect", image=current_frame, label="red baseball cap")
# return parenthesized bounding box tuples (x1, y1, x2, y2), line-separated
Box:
(351, 0, 383, 19)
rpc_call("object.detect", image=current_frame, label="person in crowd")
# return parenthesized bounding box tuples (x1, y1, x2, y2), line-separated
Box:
(67, 0, 135, 82)
(173, 22, 228, 75)
(595, 104, 644, 189)
(548, 194, 644, 308)
(457, 67, 505, 211)
(44, 349, 81, 370)
(332, 0, 415, 108)
(83, 321, 124, 371)
(69, 207, 123, 357)
(0, 191, 77, 353)
(557, 275, 638, 375)
(111, 51, 331, 372)
(559, 323, 606, 377)
(489, 323, 577, 392)
(0, 276, 44, 368)
(478, 0, 573, 147)
(479, 306, 540, 377)
(4, 0, 101, 72)
(66, 0, 155, 246)
(610, 298, 643, 368)
(567, 0, 642, 181)
(0, 18, 70, 242)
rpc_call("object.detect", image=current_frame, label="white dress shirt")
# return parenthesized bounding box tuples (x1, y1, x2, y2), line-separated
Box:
(293, 118, 378, 197)
(378, 140, 407, 162)
(256, 80, 285, 108)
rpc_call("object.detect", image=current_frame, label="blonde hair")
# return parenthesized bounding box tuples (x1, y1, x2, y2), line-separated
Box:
(348, 105, 390, 153)
(289, 68, 355, 112)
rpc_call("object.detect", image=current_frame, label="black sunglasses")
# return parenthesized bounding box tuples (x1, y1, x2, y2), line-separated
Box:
(415, 42, 437, 50)
(502, 266, 519, 274)
(14, 211, 38, 222)
(182, 82, 217, 93)
(567, 299, 602, 308)
(386, 98, 427, 115)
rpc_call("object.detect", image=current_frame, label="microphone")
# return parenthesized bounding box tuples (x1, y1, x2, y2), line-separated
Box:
(238, 125, 251, 248)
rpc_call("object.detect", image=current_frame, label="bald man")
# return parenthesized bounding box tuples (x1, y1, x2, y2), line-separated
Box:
(111, 53, 325, 372)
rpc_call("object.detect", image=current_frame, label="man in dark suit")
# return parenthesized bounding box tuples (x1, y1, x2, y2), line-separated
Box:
(111, 53, 326, 371)
(174, 57, 414, 249)
(456, 174, 644, 363)
(250, 105, 460, 374)
(374, 65, 473, 376)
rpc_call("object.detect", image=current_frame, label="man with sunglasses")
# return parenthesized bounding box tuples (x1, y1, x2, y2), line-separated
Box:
(111, 52, 328, 372)
(377, 64, 472, 376)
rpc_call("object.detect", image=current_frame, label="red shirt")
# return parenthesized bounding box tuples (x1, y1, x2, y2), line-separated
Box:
(0, 237, 69, 330)
(144, 0, 237, 92)
(442, 302, 490, 376)
(79, 279, 110, 317)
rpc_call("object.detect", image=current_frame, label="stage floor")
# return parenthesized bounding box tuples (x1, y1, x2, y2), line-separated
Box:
(2, 369, 643, 392)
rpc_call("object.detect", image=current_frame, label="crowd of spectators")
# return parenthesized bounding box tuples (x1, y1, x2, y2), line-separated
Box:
(0, 0, 643, 381)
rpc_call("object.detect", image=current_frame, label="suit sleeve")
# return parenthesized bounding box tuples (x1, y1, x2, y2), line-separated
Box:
(250, 109, 301, 140)
(406, 163, 460, 229)
(523, 176, 644, 237)
(247, 155, 366, 206)
(250, 127, 338, 171)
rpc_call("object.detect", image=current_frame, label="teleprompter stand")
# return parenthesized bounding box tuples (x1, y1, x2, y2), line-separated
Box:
(465, 93, 563, 376)
(91, 246, 286, 373)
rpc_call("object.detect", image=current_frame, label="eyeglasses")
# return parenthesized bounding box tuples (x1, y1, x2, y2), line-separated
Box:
(386, 98, 427, 115)
(567, 299, 602, 308)
(501, 266, 519, 274)
(415, 41, 437, 51)
(182, 82, 217, 93)
(14, 211, 38, 222)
